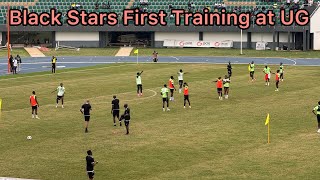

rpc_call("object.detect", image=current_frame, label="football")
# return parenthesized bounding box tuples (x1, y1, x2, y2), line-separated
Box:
(27, 136, 32, 140)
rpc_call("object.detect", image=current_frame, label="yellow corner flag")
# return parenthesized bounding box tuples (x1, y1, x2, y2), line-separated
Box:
(265, 113, 270, 144)
(134, 49, 139, 54)
(0, 98, 2, 111)
(265, 113, 270, 125)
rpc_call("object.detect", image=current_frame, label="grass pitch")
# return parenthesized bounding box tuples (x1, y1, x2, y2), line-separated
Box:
(0, 63, 320, 179)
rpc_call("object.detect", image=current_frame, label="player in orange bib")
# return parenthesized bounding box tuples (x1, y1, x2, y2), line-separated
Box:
(30, 91, 40, 119)
(183, 82, 191, 108)
(273, 70, 280, 91)
(168, 76, 176, 101)
(214, 77, 223, 100)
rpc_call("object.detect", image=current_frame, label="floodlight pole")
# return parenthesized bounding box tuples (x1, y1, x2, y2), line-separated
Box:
(240, 29, 243, 55)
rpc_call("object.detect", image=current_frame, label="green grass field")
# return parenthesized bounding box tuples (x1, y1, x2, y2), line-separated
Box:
(1, 48, 320, 59)
(1, 63, 320, 179)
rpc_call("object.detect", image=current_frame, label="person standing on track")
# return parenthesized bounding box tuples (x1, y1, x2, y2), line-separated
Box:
(312, 101, 320, 133)
(80, 100, 92, 133)
(161, 84, 170, 111)
(183, 82, 191, 108)
(152, 50, 158, 62)
(263, 65, 271, 86)
(249, 61, 256, 82)
(279, 62, 284, 81)
(12, 57, 18, 74)
(86, 150, 98, 180)
(111, 95, 120, 126)
(168, 76, 176, 101)
(214, 77, 223, 100)
(178, 69, 187, 93)
(9, 55, 13, 73)
(52, 83, 65, 108)
(51, 56, 57, 74)
(136, 71, 143, 97)
(30, 91, 40, 119)
(16, 55, 22, 72)
(227, 62, 232, 78)
(223, 75, 231, 99)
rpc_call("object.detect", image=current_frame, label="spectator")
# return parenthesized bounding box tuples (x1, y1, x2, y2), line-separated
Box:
(286, 0, 291, 6)
(294, 0, 299, 4)
(262, 6, 267, 13)
(188, 1, 191, 8)
(9, 55, 13, 72)
(169, 3, 173, 9)
(107, 1, 111, 9)
(95, 1, 99, 10)
(16, 54, 21, 72)
(71, 2, 76, 9)
(76, 3, 81, 9)
(280, 4, 285, 9)
(221, 2, 226, 9)
(12, 57, 17, 74)
(102, 2, 107, 9)
(273, 3, 278, 9)
(191, 2, 195, 9)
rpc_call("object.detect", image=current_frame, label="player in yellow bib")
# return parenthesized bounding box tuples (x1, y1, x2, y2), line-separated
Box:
(161, 84, 170, 111)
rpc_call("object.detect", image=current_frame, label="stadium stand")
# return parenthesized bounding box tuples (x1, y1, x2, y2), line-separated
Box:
(0, 0, 318, 25)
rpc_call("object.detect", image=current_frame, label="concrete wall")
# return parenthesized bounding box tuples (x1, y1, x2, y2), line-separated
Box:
(155, 32, 199, 41)
(310, 7, 320, 50)
(55, 32, 99, 47)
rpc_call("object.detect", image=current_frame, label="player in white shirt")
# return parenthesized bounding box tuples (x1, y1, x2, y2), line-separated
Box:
(177, 69, 187, 93)
(52, 83, 65, 108)
(12, 58, 18, 74)
(136, 71, 143, 97)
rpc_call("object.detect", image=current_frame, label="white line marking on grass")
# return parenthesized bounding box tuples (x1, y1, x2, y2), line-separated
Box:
(0, 64, 132, 81)
(285, 58, 297, 66)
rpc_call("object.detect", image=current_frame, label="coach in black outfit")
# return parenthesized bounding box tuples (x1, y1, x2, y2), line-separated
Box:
(86, 150, 98, 180)
(111, 95, 120, 126)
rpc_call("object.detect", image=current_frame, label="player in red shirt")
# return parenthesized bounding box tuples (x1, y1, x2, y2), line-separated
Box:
(214, 77, 223, 100)
(30, 91, 40, 119)
(168, 76, 176, 101)
(183, 82, 191, 108)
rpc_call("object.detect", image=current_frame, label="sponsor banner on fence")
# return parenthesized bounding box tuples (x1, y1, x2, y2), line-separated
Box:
(256, 41, 267, 50)
(163, 40, 233, 48)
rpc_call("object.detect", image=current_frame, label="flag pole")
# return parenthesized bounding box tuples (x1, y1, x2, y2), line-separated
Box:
(268, 120, 270, 144)
(136, 51, 138, 64)
(7, 5, 10, 74)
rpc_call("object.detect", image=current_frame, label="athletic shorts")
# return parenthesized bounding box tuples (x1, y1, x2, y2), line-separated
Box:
(184, 95, 189, 100)
(52, 63, 56, 68)
(250, 71, 254, 77)
(125, 120, 130, 126)
(317, 115, 320, 123)
(162, 98, 168, 102)
(228, 70, 232, 75)
(113, 110, 120, 118)
(57, 95, 63, 100)
(87, 172, 94, 179)
(179, 80, 183, 86)
(32, 105, 37, 110)
(84, 116, 90, 121)
(224, 87, 229, 90)
(170, 89, 174, 93)
(265, 74, 269, 80)
(217, 88, 222, 92)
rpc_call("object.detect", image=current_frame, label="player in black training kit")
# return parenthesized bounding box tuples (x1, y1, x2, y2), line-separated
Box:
(227, 61, 232, 78)
(80, 100, 92, 133)
(86, 150, 98, 180)
(120, 104, 131, 135)
(111, 95, 120, 126)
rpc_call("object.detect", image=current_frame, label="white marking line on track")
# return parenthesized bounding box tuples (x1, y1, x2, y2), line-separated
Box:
(285, 58, 297, 66)
(0, 64, 132, 81)
(0, 62, 117, 65)
(1, 89, 158, 113)
(170, 56, 180, 61)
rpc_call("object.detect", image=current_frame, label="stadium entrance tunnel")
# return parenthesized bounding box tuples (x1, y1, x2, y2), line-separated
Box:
(108, 32, 151, 47)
